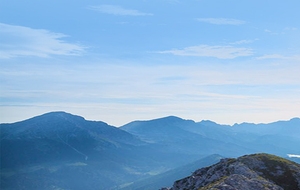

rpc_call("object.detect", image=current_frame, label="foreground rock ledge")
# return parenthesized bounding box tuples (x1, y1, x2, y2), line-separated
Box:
(163, 153, 300, 190)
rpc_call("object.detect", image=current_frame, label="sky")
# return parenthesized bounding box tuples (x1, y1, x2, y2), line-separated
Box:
(1, 0, 300, 126)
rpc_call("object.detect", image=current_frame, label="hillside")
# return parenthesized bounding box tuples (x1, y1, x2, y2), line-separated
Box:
(1, 112, 144, 167)
(0, 112, 186, 190)
(120, 154, 223, 190)
(165, 153, 300, 190)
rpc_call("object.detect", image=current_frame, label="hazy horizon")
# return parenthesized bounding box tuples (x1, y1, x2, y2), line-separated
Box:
(0, 111, 299, 127)
(1, 0, 300, 126)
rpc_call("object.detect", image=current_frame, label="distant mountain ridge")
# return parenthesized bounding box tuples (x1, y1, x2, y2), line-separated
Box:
(1, 112, 299, 190)
(1, 111, 144, 167)
(121, 115, 300, 157)
(121, 116, 252, 157)
(1, 112, 181, 189)
(1, 111, 142, 145)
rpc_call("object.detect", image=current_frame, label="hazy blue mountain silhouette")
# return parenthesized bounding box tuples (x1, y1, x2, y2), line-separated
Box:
(230, 118, 300, 156)
(121, 117, 248, 157)
(1, 112, 188, 189)
(1, 112, 299, 190)
(122, 116, 300, 158)
(232, 118, 300, 137)
(1, 111, 144, 168)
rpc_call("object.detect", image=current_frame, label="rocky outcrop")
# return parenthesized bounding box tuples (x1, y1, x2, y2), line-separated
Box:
(167, 153, 300, 190)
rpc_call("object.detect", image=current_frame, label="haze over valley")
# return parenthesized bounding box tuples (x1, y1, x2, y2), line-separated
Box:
(1, 112, 299, 189)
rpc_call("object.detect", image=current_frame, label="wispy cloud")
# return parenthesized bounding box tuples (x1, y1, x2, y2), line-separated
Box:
(257, 54, 286, 60)
(0, 23, 86, 59)
(1, 59, 300, 125)
(158, 45, 253, 59)
(284, 27, 298, 31)
(256, 54, 300, 60)
(197, 18, 245, 25)
(230, 39, 256, 45)
(88, 5, 153, 16)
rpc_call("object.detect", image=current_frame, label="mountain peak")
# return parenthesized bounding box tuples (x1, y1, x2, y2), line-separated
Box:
(34, 111, 85, 121)
(120, 115, 195, 133)
(131, 115, 186, 123)
(290, 117, 300, 122)
(198, 120, 223, 127)
(168, 153, 300, 190)
(0, 111, 118, 143)
(149, 115, 190, 123)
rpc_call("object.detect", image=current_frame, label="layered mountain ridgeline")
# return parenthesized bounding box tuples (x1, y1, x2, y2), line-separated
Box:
(165, 153, 300, 190)
(1, 112, 299, 190)
(0, 112, 194, 190)
(1, 112, 143, 166)
(121, 116, 300, 158)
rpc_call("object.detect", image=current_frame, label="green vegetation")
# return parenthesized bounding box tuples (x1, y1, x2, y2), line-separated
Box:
(243, 153, 300, 190)
(198, 176, 228, 190)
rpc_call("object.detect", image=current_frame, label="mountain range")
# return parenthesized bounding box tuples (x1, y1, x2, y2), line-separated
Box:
(1, 112, 299, 190)
(121, 115, 300, 158)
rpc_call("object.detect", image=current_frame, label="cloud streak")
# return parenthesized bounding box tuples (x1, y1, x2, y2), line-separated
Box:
(0, 23, 86, 59)
(287, 154, 300, 158)
(230, 39, 256, 45)
(256, 54, 300, 61)
(88, 5, 153, 16)
(197, 18, 245, 25)
(158, 45, 253, 59)
(1, 59, 300, 126)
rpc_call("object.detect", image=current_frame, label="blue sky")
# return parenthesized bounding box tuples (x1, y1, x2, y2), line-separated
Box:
(1, 0, 300, 126)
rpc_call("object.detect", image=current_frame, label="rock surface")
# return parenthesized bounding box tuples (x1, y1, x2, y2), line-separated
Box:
(167, 153, 300, 190)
